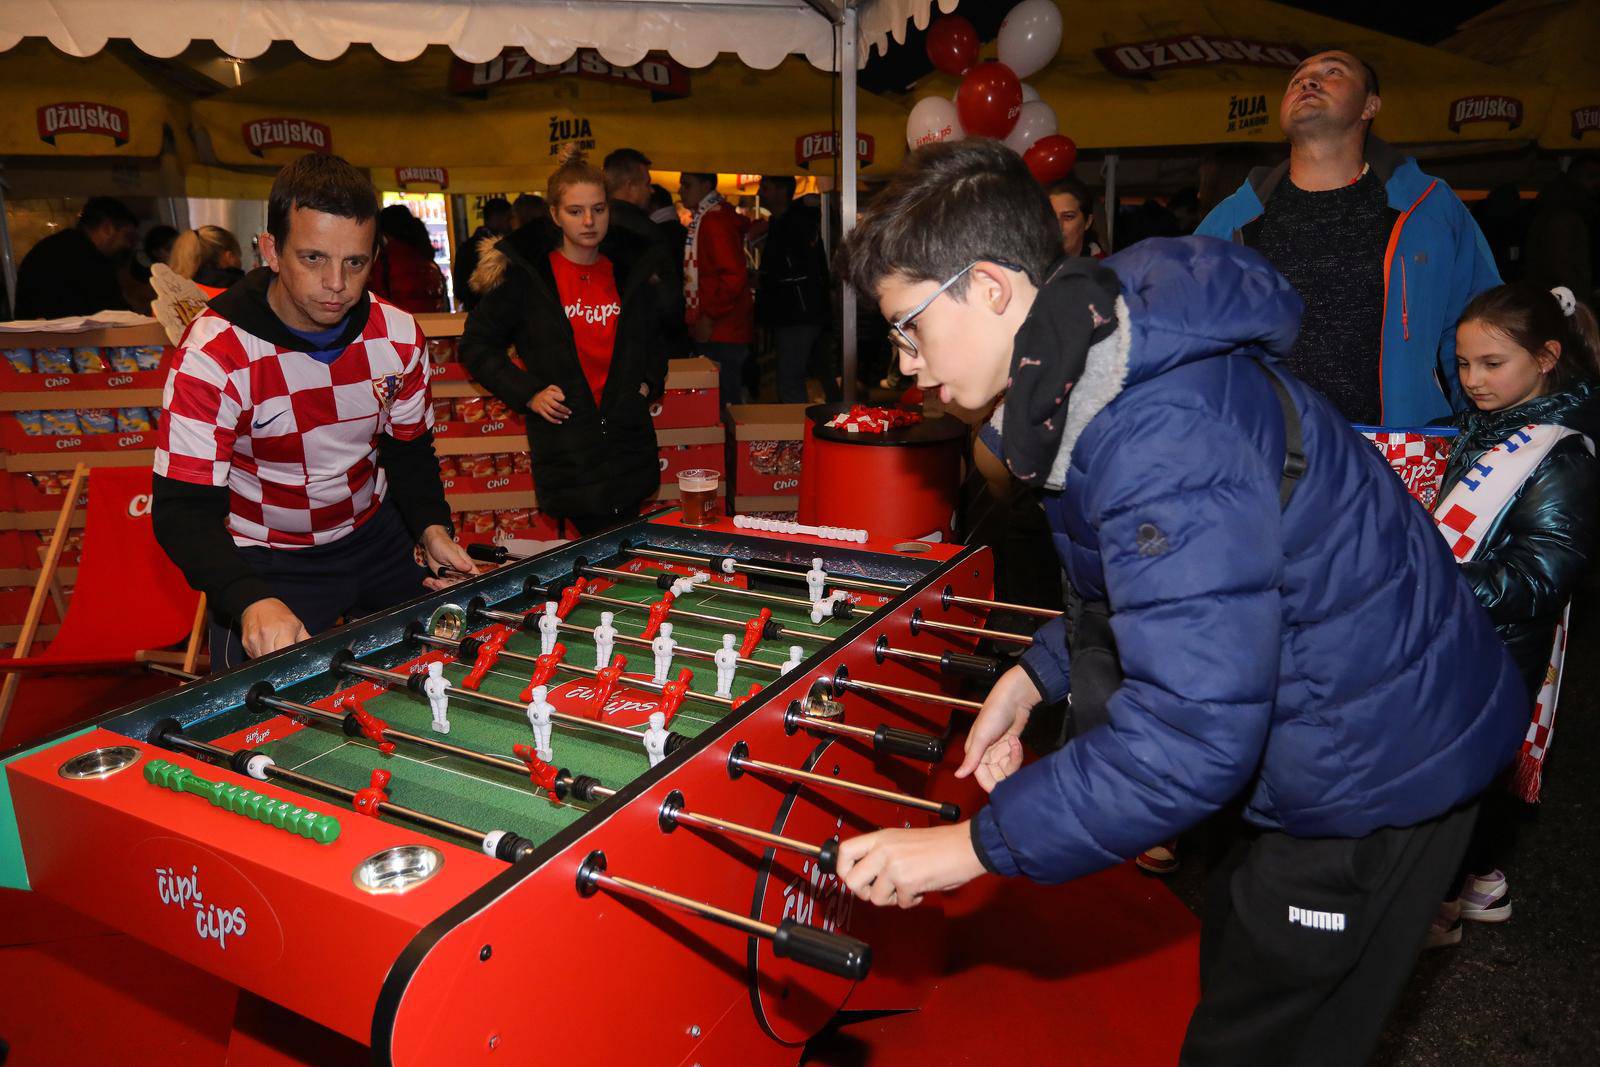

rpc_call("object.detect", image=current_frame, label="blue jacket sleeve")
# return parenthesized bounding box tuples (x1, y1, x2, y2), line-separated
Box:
(972, 402, 1283, 882)
(1437, 193, 1503, 413)
(1017, 615, 1070, 704)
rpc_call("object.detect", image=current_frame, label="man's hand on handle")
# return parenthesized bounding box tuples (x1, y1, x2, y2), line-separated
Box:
(955, 664, 1042, 793)
(420, 525, 477, 590)
(240, 598, 310, 660)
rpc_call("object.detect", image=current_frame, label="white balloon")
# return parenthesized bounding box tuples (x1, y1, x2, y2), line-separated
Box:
(1002, 99, 1058, 155)
(1021, 83, 1041, 104)
(997, 0, 1063, 80)
(906, 95, 964, 149)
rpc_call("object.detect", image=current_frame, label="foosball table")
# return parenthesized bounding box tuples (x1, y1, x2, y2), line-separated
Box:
(0, 510, 1054, 1065)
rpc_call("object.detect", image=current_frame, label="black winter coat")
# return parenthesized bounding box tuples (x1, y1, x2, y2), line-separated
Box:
(1438, 380, 1600, 700)
(459, 225, 667, 519)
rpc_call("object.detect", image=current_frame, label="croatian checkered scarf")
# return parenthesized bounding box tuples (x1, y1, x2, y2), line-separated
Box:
(1432, 423, 1582, 802)
(1001, 258, 1121, 488)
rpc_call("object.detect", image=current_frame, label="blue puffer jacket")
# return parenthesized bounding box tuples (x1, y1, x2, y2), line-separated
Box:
(1195, 137, 1501, 427)
(970, 238, 1525, 885)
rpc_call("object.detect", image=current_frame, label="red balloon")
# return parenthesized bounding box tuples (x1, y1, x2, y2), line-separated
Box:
(1024, 134, 1078, 185)
(956, 61, 1024, 140)
(925, 15, 980, 76)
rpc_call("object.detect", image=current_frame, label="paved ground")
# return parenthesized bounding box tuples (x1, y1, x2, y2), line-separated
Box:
(1152, 576, 1600, 1063)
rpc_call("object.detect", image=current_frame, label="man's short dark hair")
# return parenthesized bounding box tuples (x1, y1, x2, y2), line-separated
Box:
(842, 139, 1060, 302)
(267, 154, 379, 247)
(482, 197, 512, 223)
(1046, 175, 1094, 217)
(603, 148, 652, 189)
(512, 194, 546, 226)
(649, 183, 675, 212)
(761, 175, 797, 197)
(79, 196, 137, 231)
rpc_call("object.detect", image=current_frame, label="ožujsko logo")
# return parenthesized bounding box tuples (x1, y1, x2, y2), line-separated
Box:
(1448, 95, 1524, 133)
(395, 166, 449, 189)
(37, 102, 129, 146)
(795, 131, 877, 169)
(244, 118, 332, 156)
(1097, 35, 1306, 77)
(1572, 105, 1600, 139)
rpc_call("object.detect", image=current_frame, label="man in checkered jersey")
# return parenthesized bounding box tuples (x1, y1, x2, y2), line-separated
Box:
(152, 154, 475, 668)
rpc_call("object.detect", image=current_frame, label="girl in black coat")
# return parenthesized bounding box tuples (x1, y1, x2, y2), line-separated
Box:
(460, 156, 667, 535)
(1428, 283, 1600, 947)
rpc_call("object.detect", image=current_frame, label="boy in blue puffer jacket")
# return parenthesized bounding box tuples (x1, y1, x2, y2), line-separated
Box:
(833, 140, 1525, 1066)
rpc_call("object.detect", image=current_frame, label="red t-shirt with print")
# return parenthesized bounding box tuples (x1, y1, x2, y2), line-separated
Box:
(548, 250, 621, 405)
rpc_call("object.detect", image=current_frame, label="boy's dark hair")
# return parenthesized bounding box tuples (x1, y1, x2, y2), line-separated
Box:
(267, 154, 379, 247)
(482, 197, 513, 224)
(842, 139, 1060, 302)
(1461, 283, 1600, 394)
(648, 183, 675, 212)
(511, 194, 546, 227)
(1046, 175, 1094, 218)
(79, 196, 137, 231)
(603, 147, 652, 190)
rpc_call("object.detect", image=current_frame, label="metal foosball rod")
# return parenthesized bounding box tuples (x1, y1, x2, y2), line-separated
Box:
(940, 586, 1063, 619)
(620, 542, 905, 595)
(727, 741, 960, 822)
(331, 650, 672, 747)
(829, 665, 983, 712)
(466, 598, 787, 674)
(873, 635, 1001, 683)
(578, 782, 842, 873)
(524, 577, 835, 645)
(909, 608, 1034, 647)
(243, 684, 608, 797)
(782, 701, 946, 764)
(416, 632, 741, 713)
(149, 720, 546, 862)
(578, 560, 856, 621)
(576, 850, 871, 980)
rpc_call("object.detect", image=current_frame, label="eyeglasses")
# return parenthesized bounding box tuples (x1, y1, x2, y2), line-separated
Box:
(888, 259, 1023, 359)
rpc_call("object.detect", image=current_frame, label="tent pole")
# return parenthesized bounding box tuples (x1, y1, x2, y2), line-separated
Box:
(1102, 153, 1119, 252)
(840, 3, 859, 401)
(0, 167, 16, 318)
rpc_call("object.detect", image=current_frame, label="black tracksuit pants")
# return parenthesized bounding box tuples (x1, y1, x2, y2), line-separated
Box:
(1180, 802, 1479, 1066)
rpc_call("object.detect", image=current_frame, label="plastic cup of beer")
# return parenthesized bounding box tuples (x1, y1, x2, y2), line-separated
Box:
(678, 469, 721, 526)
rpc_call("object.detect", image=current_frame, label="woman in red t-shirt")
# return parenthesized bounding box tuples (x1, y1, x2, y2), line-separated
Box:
(459, 154, 667, 535)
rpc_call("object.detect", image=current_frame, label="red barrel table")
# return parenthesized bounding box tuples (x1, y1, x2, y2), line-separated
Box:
(799, 402, 967, 542)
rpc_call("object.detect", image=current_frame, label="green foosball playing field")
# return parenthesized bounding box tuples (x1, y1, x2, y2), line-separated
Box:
(189, 562, 861, 852)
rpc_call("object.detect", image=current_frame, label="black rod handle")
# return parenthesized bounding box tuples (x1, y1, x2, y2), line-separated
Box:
(941, 650, 1002, 683)
(772, 919, 872, 980)
(468, 543, 511, 563)
(872, 726, 946, 764)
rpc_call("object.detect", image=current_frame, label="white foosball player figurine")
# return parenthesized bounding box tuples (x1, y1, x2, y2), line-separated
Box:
(805, 558, 828, 602)
(422, 661, 450, 734)
(651, 622, 677, 684)
(525, 685, 554, 762)
(780, 645, 805, 675)
(809, 589, 850, 625)
(592, 611, 616, 669)
(713, 633, 739, 698)
(537, 601, 560, 656)
(643, 711, 669, 768)
(669, 571, 712, 598)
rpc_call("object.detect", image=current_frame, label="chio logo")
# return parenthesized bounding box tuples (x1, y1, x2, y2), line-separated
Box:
(480, 421, 506, 434)
(773, 478, 799, 491)
(485, 477, 510, 490)
(43, 375, 71, 388)
(107, 374, 134, 387)
(126, 493, 152, 518)
(56, 438, 83, 449)
(118, 433, 143, 448)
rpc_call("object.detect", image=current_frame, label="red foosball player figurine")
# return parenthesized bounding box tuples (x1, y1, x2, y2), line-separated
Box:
(555, 578, 589, 620)
(731, 683, 763, 711)
(352, 768, 392, 816)
(640, 596, 674, 640)
(740, 607, 773, 659)
(519, 643, 568, 702)
(461, 628, 512, 691)
(588, 655, 627, 719)
(513, 744, 562, 803)
(657, 666, 693, 724)
(348, 700, 395, 756)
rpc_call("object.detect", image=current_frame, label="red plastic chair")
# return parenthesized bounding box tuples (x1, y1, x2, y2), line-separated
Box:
(0, 464, 205, 748)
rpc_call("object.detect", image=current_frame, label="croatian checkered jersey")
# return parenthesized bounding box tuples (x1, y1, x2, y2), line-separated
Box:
(153, 297, 433, 549)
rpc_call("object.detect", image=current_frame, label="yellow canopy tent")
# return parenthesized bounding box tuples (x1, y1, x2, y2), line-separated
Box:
(0, 39, 187, 160)
(189, 47, 907, 181)
(1442, 0, 1600, 151)
(917, 0, 1551, 150)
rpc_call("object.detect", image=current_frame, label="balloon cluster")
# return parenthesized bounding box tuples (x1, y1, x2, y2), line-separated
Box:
(906, 0, 1076, 185)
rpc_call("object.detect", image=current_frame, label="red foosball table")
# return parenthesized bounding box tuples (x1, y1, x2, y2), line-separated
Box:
(0, 510, 1049, 1065)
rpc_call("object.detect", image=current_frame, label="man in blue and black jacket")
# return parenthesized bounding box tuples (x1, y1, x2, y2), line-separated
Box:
(834, 139, 1524, 1066)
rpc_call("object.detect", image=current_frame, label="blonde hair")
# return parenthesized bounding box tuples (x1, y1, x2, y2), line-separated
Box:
(169, 225, 242, 280)
(546, 148, 607, 209)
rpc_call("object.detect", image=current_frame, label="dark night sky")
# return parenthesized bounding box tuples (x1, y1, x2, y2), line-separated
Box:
(860, 0, 1507, 93)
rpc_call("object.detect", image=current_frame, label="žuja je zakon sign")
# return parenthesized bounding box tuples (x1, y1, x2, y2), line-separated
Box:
(37, 101, 130, 146)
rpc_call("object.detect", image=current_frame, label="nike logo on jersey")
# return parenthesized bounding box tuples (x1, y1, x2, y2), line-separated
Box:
(252, 410, 289, 430)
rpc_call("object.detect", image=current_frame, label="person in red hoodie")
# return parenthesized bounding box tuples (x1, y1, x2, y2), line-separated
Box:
(679, 172, 754, 403)
(370, 204, 446, 313)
